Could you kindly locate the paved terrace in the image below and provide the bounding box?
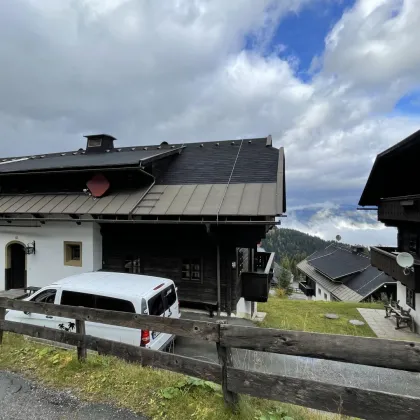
[358,308,420,342]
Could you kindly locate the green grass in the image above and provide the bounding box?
[0,333,351,420]
[258,296,382,336]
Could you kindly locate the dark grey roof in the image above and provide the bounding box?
[0,147,183,173]
[346,268,392,296]
[301,244,396,300]
[0,136,285,218]
[308,246,370,280]
[0,137,278,185]
[156,138,278,185]
[359,129,420,206]
[297,259,363,301]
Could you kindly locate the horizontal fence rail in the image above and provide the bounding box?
[1,297,419,372]
[1,297,420,419]
[227,368,420,420]
[0,297,219,342]
[219,324,420,372]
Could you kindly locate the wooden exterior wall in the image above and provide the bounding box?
[100,224,256,313]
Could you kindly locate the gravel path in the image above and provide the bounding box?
[0,371,147,420]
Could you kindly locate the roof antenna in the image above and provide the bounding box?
[335,235,341,247]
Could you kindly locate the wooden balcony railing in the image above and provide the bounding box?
[299,281,315,297]
[370,246,420,292]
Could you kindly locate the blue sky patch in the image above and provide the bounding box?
[394,90,420,114]
[245,0,356,81]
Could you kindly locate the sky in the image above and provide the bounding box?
[0,0,419,246]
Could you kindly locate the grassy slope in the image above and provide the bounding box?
[0,333,349,420]
[259,297,382,336]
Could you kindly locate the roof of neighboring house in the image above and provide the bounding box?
[0,136,285,219]
[297,244,395,302]
[359,129,420,206]
[307,246,370,280]
[297,259,363,301]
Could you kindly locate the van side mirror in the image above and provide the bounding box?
[24,311,30,315]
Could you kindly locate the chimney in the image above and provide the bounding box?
[84,134,116,153]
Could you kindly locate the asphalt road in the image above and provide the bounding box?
[0,371,146,420]
[176,312,420,398]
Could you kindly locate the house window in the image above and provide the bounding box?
[125,257,142,274]
[182,258,202,281]
[64,241,82,267]
[87,138,102,148]
[324,293,328,300]
[318,288,321,296]
[409,232,418,254]
[406,287,416,310]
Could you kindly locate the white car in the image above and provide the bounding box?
[5,271,180,351]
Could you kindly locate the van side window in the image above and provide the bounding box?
[163,286,176,308]
[148,294,164,316]
[32,289,56,304]
[96,296,135,313]
[61,291,95,308]
[60,291,135,313]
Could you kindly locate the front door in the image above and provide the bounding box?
[6,243,26,290]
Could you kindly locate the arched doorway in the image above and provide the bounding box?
[5,242,26,290]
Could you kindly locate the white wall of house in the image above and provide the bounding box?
[236,298,256,319]
[396,281,419,332]
[314,282,331,301]
[0,222,102,290]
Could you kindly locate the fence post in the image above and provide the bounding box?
[76,319,87,361]
[0,306,5,345]
[216,320,239,411]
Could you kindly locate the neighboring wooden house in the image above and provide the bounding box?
[359,129,420,331]
[0,134,284,318]
[297,244,396,302]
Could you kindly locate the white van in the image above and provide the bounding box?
[5,272,181,351]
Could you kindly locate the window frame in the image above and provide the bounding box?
[30,288,57,304]
[324,293,328,300]
[60,290,135,313]
[87,138,102,148]
[406,287,416,310]
[64,241,83,267]
[408,232,418,254]
[181,258,203,282]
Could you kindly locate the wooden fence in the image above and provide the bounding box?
[0,297,419,419]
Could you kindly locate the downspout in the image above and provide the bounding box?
[217,244,221,317]
[128,168,156,220]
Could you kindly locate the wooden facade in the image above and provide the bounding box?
[359,130,420,321]
[100,224,271,314]
[0,135,284,314]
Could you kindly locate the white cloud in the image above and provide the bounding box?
[0,0,418,245]
[282,206,397,247]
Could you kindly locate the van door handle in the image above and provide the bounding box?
[46,316,53,319]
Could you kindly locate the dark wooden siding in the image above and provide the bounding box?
[100,224,245,312]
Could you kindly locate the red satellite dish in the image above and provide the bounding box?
[86,173,110,198]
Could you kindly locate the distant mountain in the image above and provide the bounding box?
[261,227,338,264]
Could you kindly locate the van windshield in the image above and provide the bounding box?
[60,291,135,313]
